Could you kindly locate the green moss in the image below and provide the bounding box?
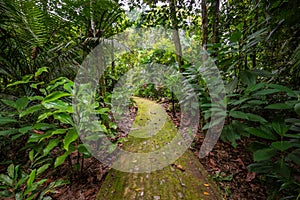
[97,97,222,200]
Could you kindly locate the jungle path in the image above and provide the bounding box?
[97,97,221,200]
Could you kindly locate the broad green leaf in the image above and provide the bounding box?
[7,164,14,179]
[25,179,47,196]
[268,84,296,96]
[78,144,91,157]
[240,70,256,86]
[26,169,36,190]
[229,110,249,120]
[221,124,240,148]
[229,111,267,123]
[63,129,78,151]
[42,100,70,110]
[37,111,54,122]
[295,103,300,116]
[27,131,52,143]
[247,100,267,105]
[51,129,67,135]
[245,113,267,123]
[63,81,74,94]
[245,82,266,93]
[53,113,74,126]
[43,91,71,103]
[248,141,269,152]
[18,126,33,134]
[229,97,251,106]
[0,174,13,186]
[0,129,19,136]
[95,107,110,115]
[229,30,242,42]
[36,164,50,176]
[15,173,29,190]
[287,149,300,166]
[231,120,250,137]
[15,97,29,112]
[35,67,48,77]
[272,121,289,136]
[48,77,72,92]
[20,105,43,118]
[28,96,43,101]
[29,150,34,162]
[254,148,277,161]
[33,123,55,130]
[265,103,292,109]
[246,127,277,140]
[54,152,69,168]
[43,139,60,156]
[48,179,69,189]
[7,75,33,87]
[0,117,17,125]
[250,69,273,77]
[253,89,280,96]
[271,141,292,151]
[1,99,17,109]
[30,82,44,89]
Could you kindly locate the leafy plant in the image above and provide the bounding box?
[0,163,68,200]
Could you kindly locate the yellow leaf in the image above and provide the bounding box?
[203,191,209,195]
[176,164,185,171]
[203,183,209,187]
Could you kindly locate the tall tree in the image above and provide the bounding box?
[212,0,220,45]
[201,0,208,61]
[169,0,183,72]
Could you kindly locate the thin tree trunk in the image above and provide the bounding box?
[169,0,183,72]
[252,0,259,68]
[212,0,220,45]
[201,0,208,60]
[90,0,96,37]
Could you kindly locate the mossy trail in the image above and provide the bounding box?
[97,97,221,200]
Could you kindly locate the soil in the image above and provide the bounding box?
[43,98,266,199]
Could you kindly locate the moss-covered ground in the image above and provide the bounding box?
[97,97,221,200]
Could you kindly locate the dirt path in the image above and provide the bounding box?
[97,97,221,200]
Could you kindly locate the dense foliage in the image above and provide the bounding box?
[0,0,299,199]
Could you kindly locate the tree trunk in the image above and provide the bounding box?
[252,0,259,69]
[201,0,208,51]
[169,0,183,72]
[212,0,220,45]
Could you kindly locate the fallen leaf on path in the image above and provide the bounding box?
[246,171,256,182]
[176,164,185,171]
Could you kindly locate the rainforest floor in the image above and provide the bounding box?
[44,98,267,200]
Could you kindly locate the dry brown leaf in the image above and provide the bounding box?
[245,171,256,182]
[33,130,44,134]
